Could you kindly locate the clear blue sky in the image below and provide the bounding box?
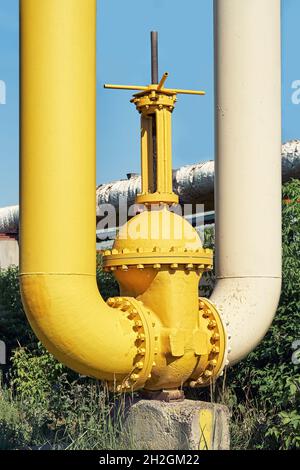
[0,0,299,207]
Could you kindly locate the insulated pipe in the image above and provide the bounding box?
[19,0,151,382]
[1,140,299,234]
[95,142,299,213]
[211,0,282,364]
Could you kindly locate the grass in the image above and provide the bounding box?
[0,373,136,450]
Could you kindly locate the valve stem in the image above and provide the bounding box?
[151,31,158,84]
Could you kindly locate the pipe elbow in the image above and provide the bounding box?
[210,277,282,365]
[20,273,156,389]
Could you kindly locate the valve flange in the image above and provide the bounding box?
[105,296,158,392]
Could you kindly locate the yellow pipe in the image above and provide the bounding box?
[19,0,155,385]
[157,72,169,90]
[104,84,149,92]
[166,89,205,96]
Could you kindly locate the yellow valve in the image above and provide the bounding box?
[102,33,227,393]
[104,69,205,206]
[102,208,228,391]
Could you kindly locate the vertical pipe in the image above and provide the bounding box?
[155,109,164,193]
[20,0,96,275]
[151,31,159,84]
[163,108,173,194]
[211,0,282,363]
[141,117,150,193]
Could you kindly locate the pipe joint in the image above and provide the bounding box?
[105,296,158,392]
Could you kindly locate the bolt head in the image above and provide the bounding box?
[107,298,116,307]
[121,301,131,311]
[186,264,194,270]
[212,333,220,342]
[129,308,138,318]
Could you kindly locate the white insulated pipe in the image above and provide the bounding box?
[211,0,282,364]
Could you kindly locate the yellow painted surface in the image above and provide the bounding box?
[20,0,227,392]
[103,210,227,391]
[199,409,213,450]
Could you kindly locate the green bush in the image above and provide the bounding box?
[96,254,119,300]
[0,345,132,450]
[0,266,36,352]
[11,344,66,408]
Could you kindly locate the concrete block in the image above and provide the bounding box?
[124,399,230,450]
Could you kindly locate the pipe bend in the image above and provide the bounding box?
[210,277,282,365]
[20,273,150,382]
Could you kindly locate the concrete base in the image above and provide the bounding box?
[124,399,230,451]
